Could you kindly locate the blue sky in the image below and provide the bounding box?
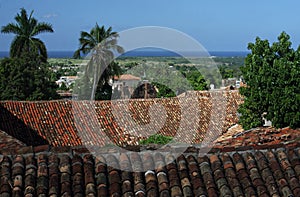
[1,0,300,51]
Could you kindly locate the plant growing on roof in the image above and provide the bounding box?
[1,8,54,62]
[238,32,300,129]
[73,23,124,100]
[139,134,173,145]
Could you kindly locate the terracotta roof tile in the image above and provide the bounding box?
[215,126,300,151]
[114,74,141,81]
[0,130,26,154]
[0,145,300,196]
[0,90,242,148]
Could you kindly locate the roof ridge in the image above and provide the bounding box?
[1,142,300,156]
[0,89,241,103]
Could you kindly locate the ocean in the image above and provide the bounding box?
[0,50,249,58]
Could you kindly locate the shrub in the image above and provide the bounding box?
[139,134,173,145]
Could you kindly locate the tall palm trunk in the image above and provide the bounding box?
[74,23,124,100]
[91,60,99,100]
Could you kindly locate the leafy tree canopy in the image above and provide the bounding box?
[238,32,300,129]
[0,53,59,100]
[0,8,58,101]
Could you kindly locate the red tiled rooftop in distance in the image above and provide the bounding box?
[114,74,141,81]
[0,90,242,147]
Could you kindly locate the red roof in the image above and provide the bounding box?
[114,74,141,81]
[214,126,300,151]
[0,90,242,147]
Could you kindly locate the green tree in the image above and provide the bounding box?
[152,82,176,98]
[0,53,59,100]
[95,81,112,100]
[58,82,69,91]
[1,8,54,62]
[186,70,208,90]
[73,23,124,100]
[238,32,300,129]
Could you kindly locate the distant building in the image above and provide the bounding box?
[221,77,243,89]
[56,90,76,100]
[131,81,157,99]
[112,74,141,99]
[56,76,78,88]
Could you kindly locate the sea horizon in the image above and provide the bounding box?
[0,50,249,58]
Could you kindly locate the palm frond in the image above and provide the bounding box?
[31,22,54,36]
[15,8,27,23]
[1,23,21,34]
[28,17,38,34]
[80,31,96,45]
[15,8,29,30]
[79,37,95,47]
[3,8,53,60]
[74,22,125,100]
[31,37,48,62]
[73,50,81,59]
[115,45,125,54]
[10,36,24,58]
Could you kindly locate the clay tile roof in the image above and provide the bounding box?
[1,145,299,196]
[0,90,243,148]
[114,74,141,81]
[214,127,300,151]
[0,130,26,153]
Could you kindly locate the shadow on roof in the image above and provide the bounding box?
[0,104,49,146]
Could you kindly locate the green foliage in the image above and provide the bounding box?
[118,57,235,97]
[124,61,206,97]
[215,57,244,79]
[49,62,79,79]
[175,64,221,89]
[1,8,54,62]
[122,61,139,72]
[139,134,173,145]
[95,82,112,100]
[74,23,124,100]
[238,32,300,129]
[74,61,122,100]
[185,70,208,90]
[0,8,58,101]
[0,53,60,100]
[152,82,176,98]
[58,82,69,91]
[73,23,123,58]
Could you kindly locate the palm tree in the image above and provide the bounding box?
[1,8,54,62]
[74,23,124,100]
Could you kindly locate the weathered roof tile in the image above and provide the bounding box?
[1,142,300,196]
[0,91,242,148]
